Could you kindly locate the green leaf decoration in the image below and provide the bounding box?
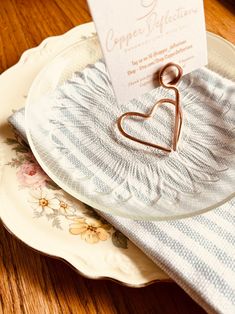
[33,211,43,218]
[24,155,34,162]
[6,158,21,168]
[4,138,19,145]
[112,231,128,249]
[18,138,30,149]
[46,213,58,220]
[45,180,61,190]
[52,217,62,229]
[12,146,29,153]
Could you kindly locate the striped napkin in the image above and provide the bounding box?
[9,65,235,314]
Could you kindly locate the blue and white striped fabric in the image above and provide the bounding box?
[105,201,235,313]
[9,66,235,313]
[25,61,235,220]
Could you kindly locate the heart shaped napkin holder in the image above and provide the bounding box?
[117,62,183,153]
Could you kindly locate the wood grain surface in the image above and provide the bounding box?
[0,1,234,313]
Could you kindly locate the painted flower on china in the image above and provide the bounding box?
[58,197,76,216]
[28,189,60,215]
[69,217,110,243]
[17,161,47,188]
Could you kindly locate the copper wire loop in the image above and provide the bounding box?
[117,62,183,153]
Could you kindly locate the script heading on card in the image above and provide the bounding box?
[88,0,207,103]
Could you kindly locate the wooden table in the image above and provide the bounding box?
[0,1,234,313]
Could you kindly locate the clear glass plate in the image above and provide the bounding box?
[25,34,235,220]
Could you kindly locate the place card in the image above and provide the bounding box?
[87,0,207,103]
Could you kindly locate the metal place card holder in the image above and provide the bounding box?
[117,62,183,153]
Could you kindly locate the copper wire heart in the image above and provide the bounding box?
[117,62,183,153]
[117,98,182,153]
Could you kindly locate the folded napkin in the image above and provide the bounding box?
[9,64,235,314]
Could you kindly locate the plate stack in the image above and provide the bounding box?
[1,23,235,314]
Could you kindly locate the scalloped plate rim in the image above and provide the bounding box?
[0,22,170,287]
[0,22,234,287]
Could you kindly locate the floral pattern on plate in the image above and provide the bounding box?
[5,134,128,247]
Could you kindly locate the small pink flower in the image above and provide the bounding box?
[17,161,48,188]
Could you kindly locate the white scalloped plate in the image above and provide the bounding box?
[0,22,234,285]
[0,22,169,286]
